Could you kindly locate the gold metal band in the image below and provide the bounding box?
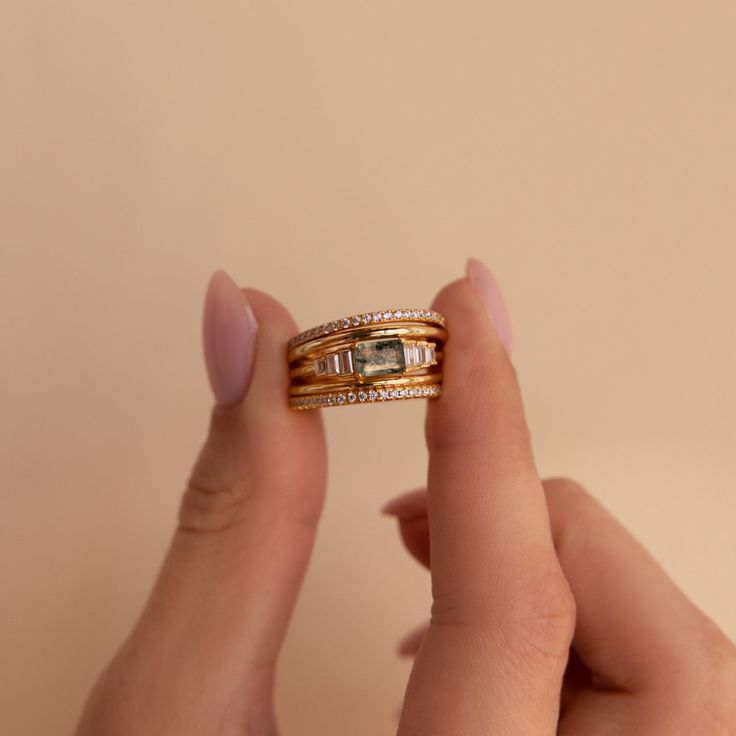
[286,307,446,409]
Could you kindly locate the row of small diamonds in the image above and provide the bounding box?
[290,384,441,409]
[287,308,445,350]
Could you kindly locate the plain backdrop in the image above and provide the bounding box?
[1,2,735,734]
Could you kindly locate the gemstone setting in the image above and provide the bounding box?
[353,338,406,378]
[314,349,354,377]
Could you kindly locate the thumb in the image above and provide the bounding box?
[78,271,327,734]
[398,259,574,736]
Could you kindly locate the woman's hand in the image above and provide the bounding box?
[75,261,736,735]
[383,259,736,734]
[76,271,328,735]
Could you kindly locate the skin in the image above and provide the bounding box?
[75,273,736,735]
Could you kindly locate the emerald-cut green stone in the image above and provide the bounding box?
[353,339,406,377]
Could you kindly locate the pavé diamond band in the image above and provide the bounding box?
[286,308,447,409]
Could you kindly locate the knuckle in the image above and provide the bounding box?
[503,563,577,663]
[177,438,253,534]
[430,562,576,666]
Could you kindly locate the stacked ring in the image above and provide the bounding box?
[286,307,447,409]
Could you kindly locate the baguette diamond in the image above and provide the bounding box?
[314,349,354,377]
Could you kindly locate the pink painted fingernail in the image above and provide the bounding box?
[465,257,513,355]
[202,270,258,407]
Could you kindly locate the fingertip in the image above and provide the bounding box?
[203,269,258,408]
[241,286,300,340]
[235,287,311,415]
[465,257,513,356]
[396,622,429,657]
[380,488,428,518]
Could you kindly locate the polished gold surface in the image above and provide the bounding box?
[287,310,447,408]
[287,307,445,351]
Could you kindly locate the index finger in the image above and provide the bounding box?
[397,260,574,735]
[424,259,564,625]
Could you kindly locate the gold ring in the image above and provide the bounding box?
[286,307,447,409]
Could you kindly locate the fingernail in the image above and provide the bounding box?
[465,257,513,355]
[202,270,258,408]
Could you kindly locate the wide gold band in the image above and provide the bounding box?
[286,307,447,409]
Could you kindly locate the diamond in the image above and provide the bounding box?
[351,315,361,326]
[347,392,357,403]
[399,389,408,397]
[358,391,368,402]
[379,389,388,399]
[361,314,372,324]
[383,310,392,320]
[393,309,403,319]
[342,318,351,328]
[404,343,420,367]
[336,394,346,404]
[368,389,378,401]
[338,350,354,374]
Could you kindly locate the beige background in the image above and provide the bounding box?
[2,2,735,734]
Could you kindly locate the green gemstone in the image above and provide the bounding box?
[353,339,406,377]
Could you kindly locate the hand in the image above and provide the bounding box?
[75,262,736,735]
[382,259,736,734]
[76,271,328,735]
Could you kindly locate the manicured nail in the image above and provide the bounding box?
[202,270,258,408]
[465,257,513,355]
